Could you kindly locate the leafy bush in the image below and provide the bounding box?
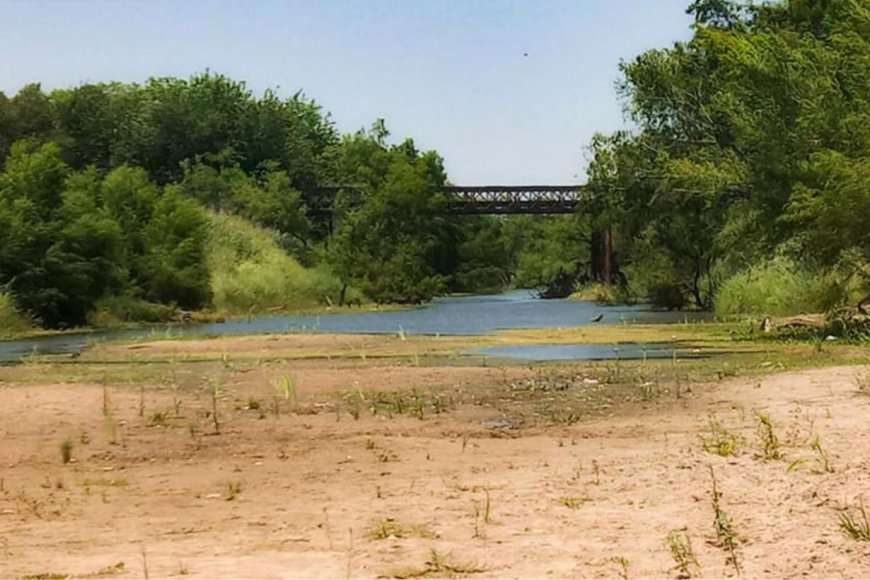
[649,282,688,310]
[714,258,841,317]
[87,294,176,326]
[0,291,33,337]
[207,213,344,312]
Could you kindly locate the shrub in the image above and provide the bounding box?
[0,292,33,337]
[715,257,838,317]
[649,282,688,310]
[87,294,176,326]
[207,213,344,313]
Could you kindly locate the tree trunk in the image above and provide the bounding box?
[590,228,614,284]
[338,282,348,307]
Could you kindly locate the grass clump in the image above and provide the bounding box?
[787,433,835,474]
[839,497,870,541]
[224,480,243,501]
[368,518,435,540]
[148,410,169,427]
[665,530,699,579]
[754,411,783,460]
[273,375,297,406]
[341,387,452,421]
[700,417,742,457]
[558,496,589,510]
[82,561,126,577]
[611,556,630,580]
[809,434,835,473]
[390,549,486,578]
[0,291,33,338]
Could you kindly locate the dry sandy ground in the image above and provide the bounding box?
[1,356,870,579]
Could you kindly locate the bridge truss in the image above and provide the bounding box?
[305,185,592,215]
[443,185,591,215]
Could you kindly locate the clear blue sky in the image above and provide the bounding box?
[1,1,693,184]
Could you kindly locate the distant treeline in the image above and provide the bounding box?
[0,74,550,328]
[2,0,868,331]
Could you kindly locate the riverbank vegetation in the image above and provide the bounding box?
[0,291,32,338]
[1,0,868,334]
[581,0,870,315]
[503,0,870,318]
[0,78,471,330]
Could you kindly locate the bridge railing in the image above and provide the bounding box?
[304,185,592,215]
[442,185,592,215]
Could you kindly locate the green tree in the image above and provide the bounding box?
[0,142,125,326]
[328,130,454,304]
[139,188,211,308]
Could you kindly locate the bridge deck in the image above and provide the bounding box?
[443,185,590,215]
[306,185,591,215]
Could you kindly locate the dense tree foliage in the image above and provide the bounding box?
[0,74,494,326]
[0,142,209,326]
[2,1,868,329]
[574,0,870,310]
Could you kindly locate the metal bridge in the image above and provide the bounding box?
[443,185,590,215]
[305,183,613,284]
[306,185,591,215]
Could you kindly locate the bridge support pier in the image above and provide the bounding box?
[590,228,614,285]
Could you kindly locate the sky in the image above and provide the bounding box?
[0,1,694,184]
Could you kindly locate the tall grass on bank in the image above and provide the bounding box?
[0,292,33,338]
[207,213,345,313]
[571,283,633,305]
[87,294,178,326]
[715,258,853,317]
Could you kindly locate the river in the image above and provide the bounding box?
[0,290,703,363]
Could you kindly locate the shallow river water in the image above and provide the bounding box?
[0,290,704,362]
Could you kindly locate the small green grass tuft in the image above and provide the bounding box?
[665,530,699,579]
[273,375,297,406]
[368,518,435,540]
[839,497,870,541]
[611,556,630,580]
[809,434,835,473]
[558,496,589,510]
[148,410,169,427]
[754,411,782,460]
[700,417,741,457]
[83,561,126,577]
[224,480,243,501]
[389,549,486,578]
